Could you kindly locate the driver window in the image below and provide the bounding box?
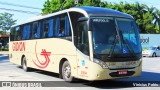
[77,22,89,55]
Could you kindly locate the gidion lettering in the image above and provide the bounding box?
[12,42,26,51]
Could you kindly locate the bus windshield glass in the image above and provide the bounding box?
[90,17,141,56]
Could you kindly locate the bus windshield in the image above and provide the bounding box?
[90,17,141,57]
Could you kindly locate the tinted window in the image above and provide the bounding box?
[48,18,54,37]
[55,13,71,38]
[43,20,49,38]
[11,14,71,41]
[91,17,117,54]
[22,24,31,40]
[10,27,16,41]
[14,26,21,41]
[69,12,85,44]
[77,21,89,55]
[116,18,142,53]
[32,22,38,39]
[55,15,65,37]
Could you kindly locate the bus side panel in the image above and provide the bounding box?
[44,38,77,76]
[9,41,25,66]
[12,39,78,76]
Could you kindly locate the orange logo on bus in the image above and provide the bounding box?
[33,41,51,68]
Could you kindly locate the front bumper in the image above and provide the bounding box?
[142,53,152,57]
[81,60,142,81]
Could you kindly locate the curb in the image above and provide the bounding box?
[0,51,9,56]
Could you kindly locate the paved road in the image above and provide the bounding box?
[0,55,160,90]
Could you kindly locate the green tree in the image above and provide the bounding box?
[153,9,160,33]
[103,2,160,33]
[42,0,101,14]
[42,0,75,14]
[42,0,52,14]
[82,0,100,6]
[0,12,16,34]
[63,0,75,9]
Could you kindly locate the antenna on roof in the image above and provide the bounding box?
[59,0,67,11]
[74,0,79,4]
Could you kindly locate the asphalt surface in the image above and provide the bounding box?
[0,54,160,90]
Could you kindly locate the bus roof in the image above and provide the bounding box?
[73,6,133,18]
[12,6,133,27]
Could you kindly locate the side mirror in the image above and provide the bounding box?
[78,17,88,22]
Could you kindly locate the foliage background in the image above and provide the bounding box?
[42,0,160,34]
[0,12,16,34]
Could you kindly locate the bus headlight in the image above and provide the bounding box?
[93,59,108,68]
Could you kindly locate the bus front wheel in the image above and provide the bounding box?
[62,61,74,82]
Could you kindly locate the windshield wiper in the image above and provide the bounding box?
[108,31,136,59]
[119,31,136,59]
[122,38,136,60]
[108,35,118,57]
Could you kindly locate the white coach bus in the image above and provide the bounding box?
[10,6,142,82]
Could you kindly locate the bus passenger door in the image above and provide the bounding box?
[76,20,90,78]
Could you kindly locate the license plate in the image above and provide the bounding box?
[118,70,127,75]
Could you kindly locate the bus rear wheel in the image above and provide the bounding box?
[22,57,29,72]
[62,61,74,82]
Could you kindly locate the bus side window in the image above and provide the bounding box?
[59,15,65,37]
[77,22,89,55]
[15,26,21,41]
[54,14,71,39]
[23,24,31,40]
[27,24,31,39]
[10,27,16,41]
[64,16,71,36]
[55,17,60,37]
[32,22,38,39]
[55,14,71,37]
[37,22,41,39]
[48,18,54,38]
[22,25,26,40]
[69,12,85,44]
[43,20,49,38]
[29,24,33,39]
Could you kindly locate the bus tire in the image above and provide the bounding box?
[22,57,29,72]
[62,61,74,82]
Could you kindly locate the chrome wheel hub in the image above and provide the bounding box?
[63,65,71,79]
